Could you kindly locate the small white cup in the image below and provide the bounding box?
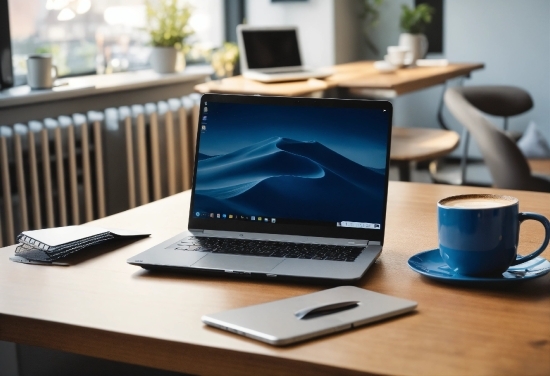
[385,46,410,67]
[27,54,58,90]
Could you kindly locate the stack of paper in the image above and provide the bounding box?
[11,226,149,265]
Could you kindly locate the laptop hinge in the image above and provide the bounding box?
[367,241,381,246]
[189,229,205,233]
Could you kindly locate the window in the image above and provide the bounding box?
[7,0,224,81]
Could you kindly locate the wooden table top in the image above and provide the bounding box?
[195,61,484,98]
[1,182,549,376]
[333,61,484,97]
[391,127,460,162]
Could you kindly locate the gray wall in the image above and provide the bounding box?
[246,0,363,66]
[368,0,550,157]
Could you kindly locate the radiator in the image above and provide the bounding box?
[0,94,201,246]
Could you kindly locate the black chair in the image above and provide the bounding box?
[442,87,549,192]
[432,85,534,185]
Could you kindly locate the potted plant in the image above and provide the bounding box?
[146,0,194,74]
[398,3,434,64]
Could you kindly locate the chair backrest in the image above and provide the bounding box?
[459,86,533,117]
[444,87,550,192]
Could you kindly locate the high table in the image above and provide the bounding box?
[1,182,549,375]
[195,61,484,99]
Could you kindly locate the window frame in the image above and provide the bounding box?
[0,0,245,89]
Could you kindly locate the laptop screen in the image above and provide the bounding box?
[189,95,392,242]
[241,29,302,69]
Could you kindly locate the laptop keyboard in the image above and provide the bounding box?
[171,237,364,262]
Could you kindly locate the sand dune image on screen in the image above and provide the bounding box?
[195,137,385,223]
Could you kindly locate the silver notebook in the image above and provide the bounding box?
[202,286,417,345]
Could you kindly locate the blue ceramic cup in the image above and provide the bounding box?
[438,194,550,277]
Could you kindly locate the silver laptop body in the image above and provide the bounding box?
[128,94,393,283]
[236,25,332,83]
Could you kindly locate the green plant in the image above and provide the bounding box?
[400,3,434,34]
[146,0,194,50]
[211,42,239,78]
[358,0,385,54]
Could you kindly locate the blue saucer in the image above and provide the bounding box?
[408,249,550,285]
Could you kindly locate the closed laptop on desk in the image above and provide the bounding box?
[128,94,393,282]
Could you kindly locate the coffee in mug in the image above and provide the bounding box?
[438,194,549,276]
[27,54,58,90]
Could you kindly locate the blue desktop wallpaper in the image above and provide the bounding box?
[192,101,390,226]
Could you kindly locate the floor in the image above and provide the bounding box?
[0,342,188,376]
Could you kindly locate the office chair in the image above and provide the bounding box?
[442,87,550,192]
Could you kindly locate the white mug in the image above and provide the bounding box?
[385,46,409,67]
[27,54,58,89]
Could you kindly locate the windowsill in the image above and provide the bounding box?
[0,65,213,109]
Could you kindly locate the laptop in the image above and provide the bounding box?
[128,94,393,283]
[236,25,333,83]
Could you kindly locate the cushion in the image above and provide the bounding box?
[517,121,550,158]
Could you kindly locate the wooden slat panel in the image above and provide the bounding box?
[80,122,94,222]
[124,117,136,209]
[67,124,79,225]
[93,121,106,218]
[27,130,42,229]
[191,104,199,162]
[54,127,67,226]
[136,113,149,205]
[149,111,162,200]
[165,111,177,196]
[13,132,29,231]
[178,108,191,190]
[0,136,14,245]
[41,129,55,228]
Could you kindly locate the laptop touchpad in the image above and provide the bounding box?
[192,254,283,272]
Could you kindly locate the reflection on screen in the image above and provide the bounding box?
[242,30,302,69]
[192,101,390,230]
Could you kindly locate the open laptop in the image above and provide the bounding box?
[128,94,393,283]
[237,25,333,83]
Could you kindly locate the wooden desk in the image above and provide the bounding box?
[1,182,549,375]
[391,127,460,181]
[195,61,484,99]
[528,158,550,177]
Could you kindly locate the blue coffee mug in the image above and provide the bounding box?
[438,194,550,277]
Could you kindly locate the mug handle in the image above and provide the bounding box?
[51,65,58,80]
[511,212,550,265]
[420,34,429,58]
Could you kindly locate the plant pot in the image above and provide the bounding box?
[398,33,428,64]
[150,47,178,74]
